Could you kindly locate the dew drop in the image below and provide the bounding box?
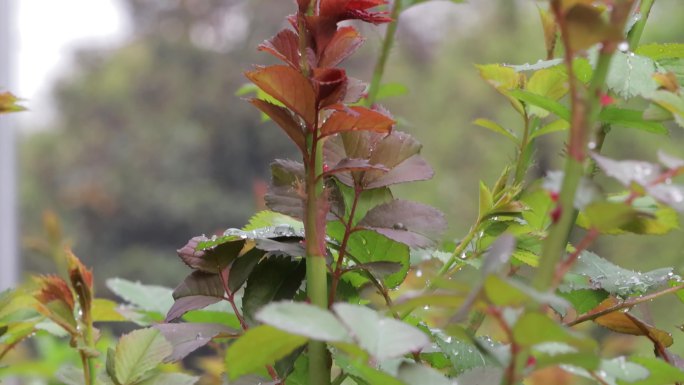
[617,41,630,52]
[416,270,423,278]
[423,305,430,310]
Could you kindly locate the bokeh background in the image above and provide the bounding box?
[4,0,684,379]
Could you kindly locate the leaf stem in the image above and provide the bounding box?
[438,219,481,276]
[329,187,361,304]
[565,283,684,326]
[364,0,402,106]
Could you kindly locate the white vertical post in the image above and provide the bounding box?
[0,0,19,292]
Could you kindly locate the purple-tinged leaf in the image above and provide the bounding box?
[166,296,221,322]
[254,239,305,257]
[365,155,433,189]
[343,77,367,104]
[250,99,305,154]
[258,29,300,69]
[348,261,402,278]
[324,158,389,176]
[166,271,226,321]
[647,184,684,212]
[358,200,446,247]
[324,131,433,188]
[658,150,684,170]
[481,234,516,276]
[242,257,306,326]
[177,236,245,273]
[592,154,661,186]
[265,159,305,219]
[155,322,239,362]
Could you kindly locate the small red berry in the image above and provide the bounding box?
[549,191,559,202]
[526,356,537,368]
[323,163,330,172]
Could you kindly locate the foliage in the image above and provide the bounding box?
[4,0,684,385]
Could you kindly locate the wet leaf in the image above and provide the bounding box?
[358,200,446,248]
[242,257,305,326]
[343,230,409,288]
[333,303,430,361]
[154,322,239,362]
[592,154,661,187]
[245,65,316,124]
[325,158,389,176]
[565,250,674,297]
[319,106,394,137]
[225,325,307,381]
[256,302,350,342]
[635,43,684,60]
[176,235,246,274]
[111,328,173,385]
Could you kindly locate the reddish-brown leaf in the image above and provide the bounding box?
[258,29,300,69]
[65,249,94,311]
[250,99,306,154]
[324,158,389,176]
[319,26,365,68]
[312,68,348,108]
[319,106,394,137]
[319,0,391,24]
[358,200,447,247]
[245,65,316,125]
[593,298,673,347]
[34,275,75,311]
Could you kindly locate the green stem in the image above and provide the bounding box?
[627,0,656,49]
[364,0,402,106]
[81,309,96,385]
[514,114,534,185]
[437,220,481,276]
[533,11,617,291]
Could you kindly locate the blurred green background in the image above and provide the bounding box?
[15,0,684,369]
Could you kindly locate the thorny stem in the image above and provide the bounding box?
[565,283,684,327]
[514,113,533,185]
[438,220,482,276]
[534,0,619,292]
[364,0,402,106]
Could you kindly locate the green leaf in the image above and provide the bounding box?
[225,325,307,381]
[242,257,306,326]
[92,298,127,322]
[605,51,659,99]
[579,201,640,232]
[628,356,684,385]
[472,118,517,142]
[507,89,570,121]
[513,312,597,353]
[526,67,569,117]
[477,64,525,115]
[565,250,675,297]
[396,362,452,385]
[106,278,174,316]
[113,328,173,385]
[648,90,684,128]
[137,373,198,385]
[483,275,569,311]
[343,230,410,288]
[243,211,303,232]
[256,302,350,342]
[635,43,684,60]
[599,108,668,135]
[334,354,405,385]
[55,365,86,385]
[478,181,494,219]
[333,303,430,361]
[558,289,609,314]
[433,331,499,376]
[453,368,504,385]
[530,119,569,140]
[334,181,393,227]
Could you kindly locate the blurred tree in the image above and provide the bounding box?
[20,0,298,285]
